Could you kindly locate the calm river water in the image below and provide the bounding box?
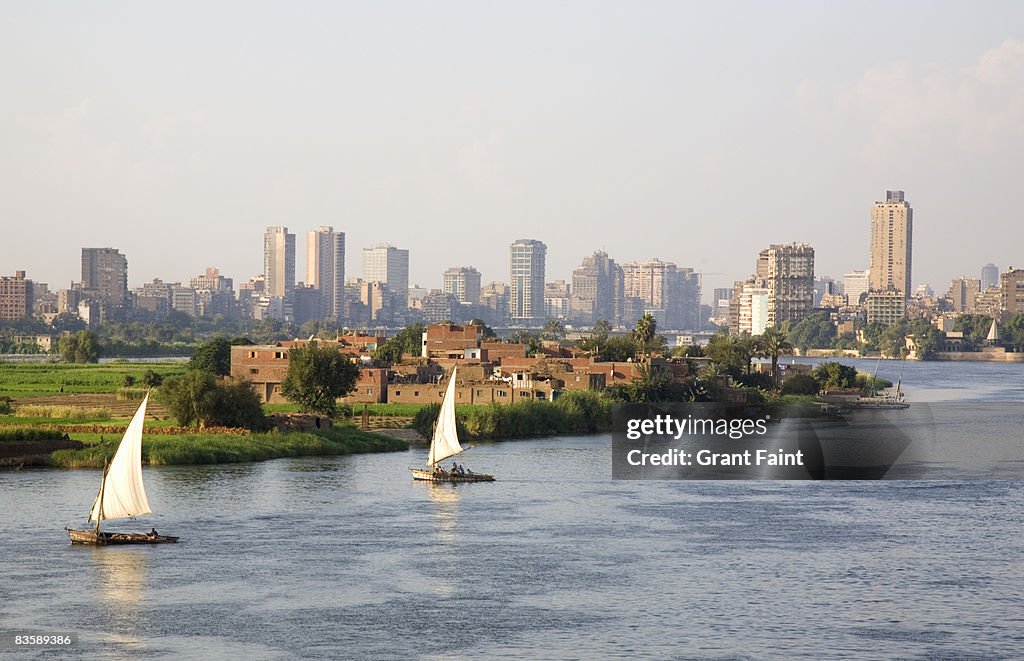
[2,359,1024,659]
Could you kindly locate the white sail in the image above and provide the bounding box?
[89,394,152,522]
[426,366,465,467]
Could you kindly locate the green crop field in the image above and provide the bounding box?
[0,362,188,398]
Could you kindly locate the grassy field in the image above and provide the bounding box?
[0,362,188,398]
[49,426,407,468]
[0,362,413,468]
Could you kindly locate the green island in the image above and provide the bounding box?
[0,362,407,468]
[0,325,895,469]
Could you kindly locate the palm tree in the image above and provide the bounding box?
[633,313,657,361]
[758,326,794,389]
[542,319,566,341]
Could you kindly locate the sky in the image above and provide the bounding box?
[3,2,1023,300]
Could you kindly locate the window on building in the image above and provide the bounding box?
[367,388,373,395]
[394,391,401,396]
[250,368,258,375]
[248,351,257,358]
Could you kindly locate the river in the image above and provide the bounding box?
[2,360,1023,659]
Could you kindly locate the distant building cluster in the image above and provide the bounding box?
[5,188,1024,352]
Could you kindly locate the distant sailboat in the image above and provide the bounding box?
[67,394,178,545]
[410,366,494,483]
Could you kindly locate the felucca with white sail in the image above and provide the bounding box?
[68,393,178,545]
[410,366,494,483]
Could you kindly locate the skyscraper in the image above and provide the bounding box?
[756,243,815,326]
[843,269,870,307]
[263,227,295,299]
[81,247,128,307]
[509,239,546,325]
[947,277,981,313]
[307,226,346,319]
[622,259,701,330]
[363,245,410,309]
[869,190,913,298]
[443,267,482,305]
[982,263,999,291]
[570,251,623,326]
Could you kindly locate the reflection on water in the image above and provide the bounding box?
[424,481,461,541]
[91,547,148,643]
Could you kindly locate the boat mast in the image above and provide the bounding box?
[94,458,108,537]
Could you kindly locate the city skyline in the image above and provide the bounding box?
[3,5,1024,295]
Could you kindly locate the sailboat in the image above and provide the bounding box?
[852,357,909,410]
[410,366,494,483]
[67,393,179,545]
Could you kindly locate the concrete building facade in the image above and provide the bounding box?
[757,243,815,326]
[443,266,482,305]
[0,271,33,321]
[509,239,547,326]
[307,226,346,319]
[363,245,409,309]
[869,190,913,298]
[263,227,295,299]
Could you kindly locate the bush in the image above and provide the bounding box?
[780,374,820,396]
[412,391,614,441]
[159,372,269,431]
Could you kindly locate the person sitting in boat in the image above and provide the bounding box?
[147,528,158,540]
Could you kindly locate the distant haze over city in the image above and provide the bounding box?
[3,3,1024,296]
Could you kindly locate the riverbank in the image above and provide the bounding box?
[43,426,407,469]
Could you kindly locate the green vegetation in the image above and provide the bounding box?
[189,337,234,376]
[0,428,70,442]
[58,331,102,363]
[48,427,407,468]
[14,405,112,421]
[280,343,361,417]
[779,373,820,396]
[413,390,613,440]
[374,324,424,364]
[0,362,188,397]
[159,371,269,430]
[784,311,836,352]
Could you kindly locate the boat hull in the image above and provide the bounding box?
[68,529,179,545]
[410,468,495,483]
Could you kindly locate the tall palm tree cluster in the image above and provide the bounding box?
[704,326,794,390]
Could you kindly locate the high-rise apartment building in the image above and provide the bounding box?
[947,277,981,313]
[843,270,870,307]
[81,248,128,307]
[509,239,547,325]
[621,259,700,330]
[544,280,571,320]
[307,227,346,319]
[0,271,33,321]
[363,245,409,309]
[869,190,913,297]
[982,263,1000,291]
[570,251,623,326]
[756,243,815,326]
[264,227,295,299]
[1000,268,1024,317]
[443,267,482,305]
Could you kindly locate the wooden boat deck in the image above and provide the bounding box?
[68,529,179,545]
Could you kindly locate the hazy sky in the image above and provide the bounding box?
[3,2,1023,299]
